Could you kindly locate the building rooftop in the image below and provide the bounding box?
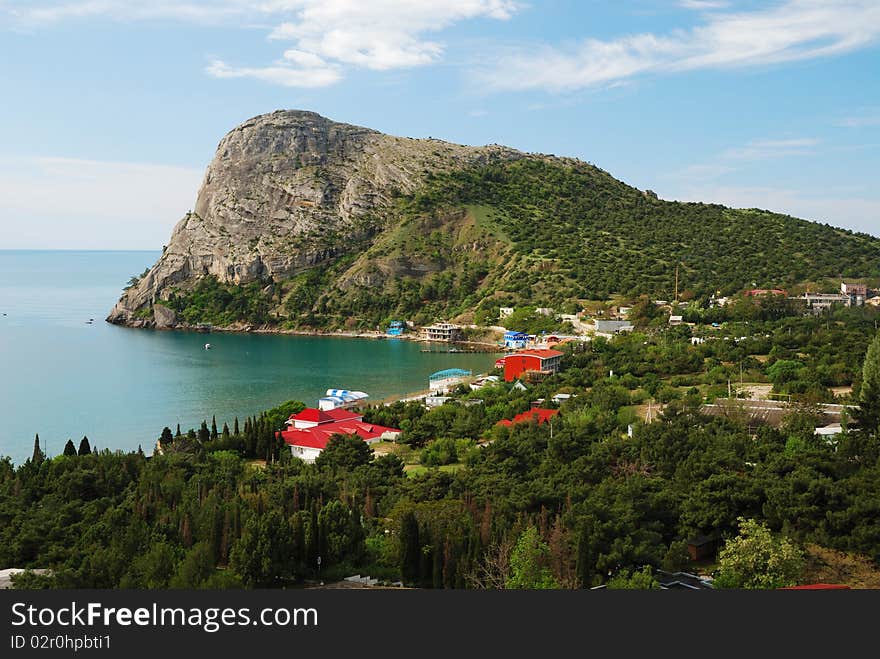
[281,419,400,450]
[508,348,564,359]
[429,368,472,381]
[497,408,559,427]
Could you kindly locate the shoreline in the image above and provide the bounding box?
[108,318,506,352]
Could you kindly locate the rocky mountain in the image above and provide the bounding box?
[108,110,880,331]
[108,110,523,327]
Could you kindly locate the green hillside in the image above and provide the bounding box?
[166,157,880,330]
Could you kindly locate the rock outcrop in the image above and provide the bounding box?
[107,110,523,327]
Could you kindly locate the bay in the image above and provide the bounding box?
[0,250,495,466]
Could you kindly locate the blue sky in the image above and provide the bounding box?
[1,0,878,248]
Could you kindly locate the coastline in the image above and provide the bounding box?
[108,318,505,352]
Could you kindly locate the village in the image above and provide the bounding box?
[265,279,877,469]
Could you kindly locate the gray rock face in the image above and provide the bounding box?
[107,109,524,326]
[152,304,179,329]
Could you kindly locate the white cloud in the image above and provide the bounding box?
[4,1,251,25]
[206,58,341,88]
[663,183,880,237]
[480,0,880,92]
[722,137,820,160]
[0,156,204,249]
[5,1,522,86]
[662,136,819,186]
[265,1,520,71]
[678,1,729,10]
[835,111,880,127]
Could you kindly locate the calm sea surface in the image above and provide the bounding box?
[0,250,495,466]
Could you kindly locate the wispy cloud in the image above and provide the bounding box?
[678,1,730,10]
[478,0,880,92]
[0,156,203,249]
[661,135,820,185]
[722,137,820,160]
[4,1,522,87]
[4,1,251,25]
[206,57,341,88]
[835,110,880,127]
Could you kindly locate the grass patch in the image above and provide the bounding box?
[404,463,465,478]
[466,204,512,243]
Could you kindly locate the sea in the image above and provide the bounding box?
[0,250,495,466]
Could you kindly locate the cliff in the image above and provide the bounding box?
[107,110,523,327]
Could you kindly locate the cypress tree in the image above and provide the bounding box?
[32,434,44,465]
[291,513,305,577]
[63,439,77,456]
[222,423,230,440]
[77,436,91,456]
[419,540,433,588]
[233,417,240,435]
[211,415,218,440]
[400,511,420,585]
[576,525,594,589]
[432,540,443,589]
[198,420,210,443]
[175,424,182,438]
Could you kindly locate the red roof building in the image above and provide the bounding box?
[497,408,559,427]
[279,408,401,463]
[503,348,564,382]
[288,407,362,429]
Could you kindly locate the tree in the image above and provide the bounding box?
[31,434,45,465]
[607,565,659,589]
[211,416,218,440]
[854,331,880,437]
[170,541,215,589]
[400,511,421,585]
[63,439,77,456]
[127,540,178,588]
[233,417,240,435]
[318,500,355,563]
[198,420,210,443]
[160,427,173,444]
[78,436,91,455]
[314,434,373,471]
[766,359,804,390]
[230,511,293,587]
[714,518,804,589]
[506,526,558,589]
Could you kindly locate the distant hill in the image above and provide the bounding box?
[107,110,880,330]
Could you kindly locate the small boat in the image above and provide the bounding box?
[204,343,212,350]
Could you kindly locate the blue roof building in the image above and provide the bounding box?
[503,331,530,349]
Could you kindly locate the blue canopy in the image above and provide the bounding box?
[429,368,472,381]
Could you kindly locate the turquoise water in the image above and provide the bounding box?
[0,251,495,466]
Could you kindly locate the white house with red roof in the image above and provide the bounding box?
[278,408,402,463]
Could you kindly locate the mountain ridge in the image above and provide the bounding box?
[107,110,880,331]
